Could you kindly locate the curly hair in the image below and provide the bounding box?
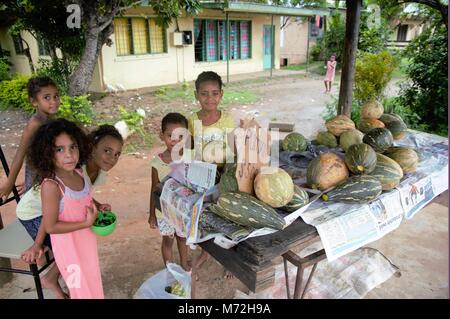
[27,76,58,99]
[27,118,90,186]
[88,124,124,147]
[195,71,223,91]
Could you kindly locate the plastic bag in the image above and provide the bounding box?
[133,263,191,299]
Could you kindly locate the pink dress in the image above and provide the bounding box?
[46,170,104,299]
[324,60,337,82]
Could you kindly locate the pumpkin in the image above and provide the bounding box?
[339,129,364,152]
[213,192,286,230]
[325,115,356,137]
[282,132,308,152]
[322,175,382,203]
[363,128,393,153]
[316,131,338,148]
[361,100,384,119]
[384,147,419,174]
[369,153,404,190]
[306,153,349,190]
[283,185,310,212]
[344,143,377,174]
[254,167,294,208]
[357,118,385,134]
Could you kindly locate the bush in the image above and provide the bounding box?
[36,58,74,95]
[397,26,447,136]
[0,75,33,112]
[0,58,11,82]
[354,50,397,104]
[58,95,95,125]
[321,95,362,124]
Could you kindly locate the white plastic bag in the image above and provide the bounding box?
[133,263,191,299]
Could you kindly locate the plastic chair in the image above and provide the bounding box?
[0,145,54,299]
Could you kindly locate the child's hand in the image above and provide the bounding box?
[0,181,13,201]
[85,203,98,227]
[98,203,112,212]
[21,243,44,264]
[148,215,158,229]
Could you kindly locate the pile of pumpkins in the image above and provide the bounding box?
[310,100,419,204]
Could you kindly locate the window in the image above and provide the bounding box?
[37,36,50,56]
[194,19,251,62]
[397,24,408,42]
[309,16,324,38]
[114,17,166,56]
[13,35,25,55]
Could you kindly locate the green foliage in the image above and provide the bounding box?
[321,11,346,63]
[36,58,77,95]
[0,75,33,112]
[0,58,11,82]
[321,95,362,124]
[149,0,202,29]
[354,50,397,104]
[118,105,145,134]
[396,26,448,136]
[58,95,95,125]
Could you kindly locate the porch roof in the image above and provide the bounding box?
[201,1,331,17]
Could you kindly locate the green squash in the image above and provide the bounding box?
[344,143,377,174]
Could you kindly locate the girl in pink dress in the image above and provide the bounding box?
[27,119,103,299]
[324,54,337,93]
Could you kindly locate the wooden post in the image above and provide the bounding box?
[337,0,362,116]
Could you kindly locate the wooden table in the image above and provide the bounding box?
[155,191,325,297]
[196,217,323,294]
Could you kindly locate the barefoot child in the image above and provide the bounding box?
[324,54,337,94]
[188,71,237,278]
[28,119,103,298]
[17,124,123,298]
[149,113,193,272]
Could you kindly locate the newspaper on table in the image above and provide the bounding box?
[300,130,448,261]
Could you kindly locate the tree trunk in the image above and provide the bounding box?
[337,0,362,117]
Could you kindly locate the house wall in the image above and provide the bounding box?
[97,8,281,92]
[280,17,309,65]
[389,18,425,47]
[0,28,47,75]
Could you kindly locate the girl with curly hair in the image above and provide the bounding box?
[27,118,103,299]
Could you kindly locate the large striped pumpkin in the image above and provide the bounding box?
[325,115,356,137]
[344,143,377,174]
[283,185,309,212]
[369,153,404,190]
[357,118,385,134]
[322,175,382,203]
[339,129,364,152]
[363,128,393,153]
[306,153,349,190]
[316,131,338,148]
[384,147,419,174]
[361,100,384,119]
[282,132,308,152]
[254,168,294,208]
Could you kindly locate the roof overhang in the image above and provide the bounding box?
[202,1,331,17]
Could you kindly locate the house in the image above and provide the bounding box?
[0,2,329,92]
[387,15,426,49]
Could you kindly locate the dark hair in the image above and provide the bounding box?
[161,113,188,132]
[195,71,223,91]
[27,76,58,99]
[27,118,90,186]
[88,124,124,146]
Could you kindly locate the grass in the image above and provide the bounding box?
[154,82,260,106]
[392,57,410,79]
[283,61,327,76]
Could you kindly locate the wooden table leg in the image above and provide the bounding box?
[283,258,291,299]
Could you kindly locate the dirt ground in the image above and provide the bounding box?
[0,71,446,299]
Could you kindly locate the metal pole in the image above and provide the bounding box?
[306,17,310,74]
[226,12,230,84]
[270,14,274,77]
